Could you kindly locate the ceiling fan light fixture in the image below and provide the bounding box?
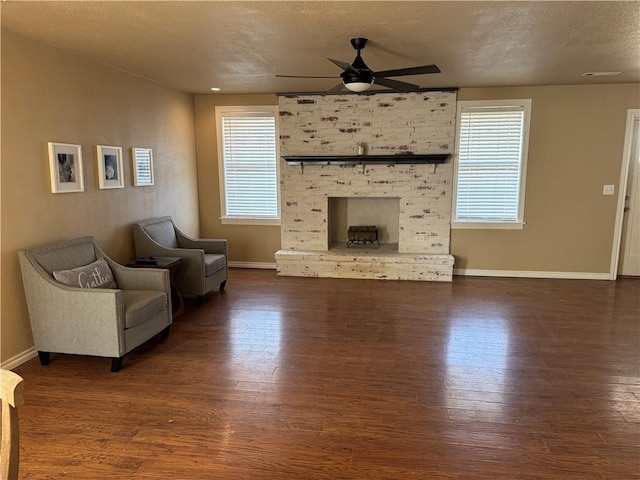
[344,81,373,92]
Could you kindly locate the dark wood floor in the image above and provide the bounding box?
[13,269,640,479]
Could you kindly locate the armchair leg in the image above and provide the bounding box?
[160,325,171,341]
[196,295,204,306]
[38,351,51,366]
[110,357,123,372]
[219,280,227,292]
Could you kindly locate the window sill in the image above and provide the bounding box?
[220,217,281,226]
[451,221,525,230]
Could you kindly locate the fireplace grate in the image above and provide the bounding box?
[346,226,380,248]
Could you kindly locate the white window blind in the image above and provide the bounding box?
[218,109,279,222]
[454,101,531,227]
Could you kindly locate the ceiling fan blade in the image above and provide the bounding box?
[328,58,359,75]
[327,83,345,93]
[373,77,420,92]
[276,74,337,79]
[374,64,441,78]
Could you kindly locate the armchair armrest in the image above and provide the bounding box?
[176,230,227,256]
[107,260,170,293]
[160,248,208,292]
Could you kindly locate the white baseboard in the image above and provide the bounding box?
[1,346,37,370]
[453,268,611,280]
[228,261,277,270]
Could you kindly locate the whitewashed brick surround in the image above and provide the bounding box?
[276,90,457,281]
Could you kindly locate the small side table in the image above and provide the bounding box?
[126,256,184,319]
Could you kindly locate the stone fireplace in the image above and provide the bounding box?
[275,90,457,281]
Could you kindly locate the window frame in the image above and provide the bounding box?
[452,99,532,230]
[215,105,281,226]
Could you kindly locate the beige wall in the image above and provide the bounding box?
[1,30,199,364]
[194,94,281,264]
[453,84,640,273]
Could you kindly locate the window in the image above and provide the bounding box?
[215,106,280,225]
[452,99,531,229]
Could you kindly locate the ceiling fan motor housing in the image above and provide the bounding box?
[341,71,374,86]
[350,37,368,50]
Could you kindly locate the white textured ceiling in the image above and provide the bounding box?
[1,1,639,95]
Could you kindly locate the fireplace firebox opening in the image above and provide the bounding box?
[328,197,400,251]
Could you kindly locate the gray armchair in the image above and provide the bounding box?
[132,216,227,301]
[18,236,172,372]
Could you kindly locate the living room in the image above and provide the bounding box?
[1,2,639,478]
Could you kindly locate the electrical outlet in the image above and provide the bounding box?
[416,235,426,242]
[603,185,615,196]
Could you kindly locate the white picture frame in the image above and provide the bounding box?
[132,147,154,186]
[48,142,84,194]
[96,145,124,189]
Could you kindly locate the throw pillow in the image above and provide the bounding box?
[53,258,118,289]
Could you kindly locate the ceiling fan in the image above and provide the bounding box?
[276,37,441,93]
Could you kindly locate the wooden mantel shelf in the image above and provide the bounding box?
[282,154,450,166]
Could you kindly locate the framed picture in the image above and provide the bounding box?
[132,147,154,186]
[48,142,84,193]
[96,145,124,189]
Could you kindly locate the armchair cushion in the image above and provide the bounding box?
[143,220,178,248]
[204,254,226,276]
[123,290,167,328]
[34,241,97,274]
[53,258,117,289]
